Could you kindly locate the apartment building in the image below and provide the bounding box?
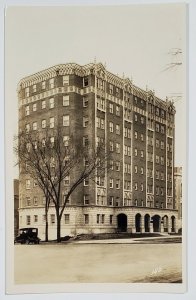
[17,62,178,239]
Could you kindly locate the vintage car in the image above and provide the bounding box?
[14,228,41,244]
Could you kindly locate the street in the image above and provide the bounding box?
[14,241,182,284]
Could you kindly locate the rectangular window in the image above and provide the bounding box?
[33,85,36,93]
[33,122,37,131]
[161,125,165,134]
[84,178,89,186]
[124,145,128,156]
[161,157,164,165]
[116,161,120,171]
[109,215,113,224]
[26,216,31,225]
[42,100,46,109]
[116,105,120,116]
[26,179,30,189]
[109,196,114,206]
[64,175,70,185]
[156,155,160,164]
[161,141,164,149]
[63,115,69,126]
[128,129,131,139]
[51,214,55,224]
[141,116,144,124]
[134,183,138,190]
[141,167,144,175]
[49,78,54,89]
[63,95,69,106]
[116,143,120,153]
[124,127,127,137]
[141,150,144,158]
[116,124,120,135]
[33,197,38,206]
[109,84,113,94]
[84,195,89,205]
[156,123,160,132]
[156,139,159,148]
[109,122,113,132]
[84,214,89,224]
[83,77,89,87]
[25,106,30,116]
[25,87,29,97]
[33,103,37,111]
[83,97,88,107]
[83,116,88,127]
[101,118,105,129]
[141,133,144,141]
[26,197,31,206]
[64,214,70,224]
[134,131,138,139]
[134,165,138,173]
[101,214,105,224]
[42,81,46,89]
[135,114,138,122]
[109,103,113,113]
[116,179,120,189]
[50,117,54,128]
[128,146,131,156]
[83,135,88,146]
[134,148,138,156]
[109,141,114,152]
[34,215,38,223]
[49,98,54,108]
[63,75,69,85]
[42,119,46,128]
[141,183,144,191]
[109,178,113,188]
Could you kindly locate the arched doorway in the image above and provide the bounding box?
[152,215,161,232]
[171,216,176,233]
[135,213,141,232]
[163,215,169,232]
[117,214,127,232]
[144,214,150,232]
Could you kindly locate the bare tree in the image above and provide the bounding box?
[15,127,107,242]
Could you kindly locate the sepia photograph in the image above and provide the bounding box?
[4,1,188,295]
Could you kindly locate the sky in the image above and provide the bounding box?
[5,4,186,177]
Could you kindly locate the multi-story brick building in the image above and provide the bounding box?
[174,167,182,232]
[17,62,178,240]
[14,179,19,237]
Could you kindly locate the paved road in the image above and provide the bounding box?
[15,242,182,284]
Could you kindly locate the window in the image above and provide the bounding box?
[116,124,120,135]
[134,183,138,190]
[62,135,69,147]
[109,160,114,170]
[42,81,46,89]
[51,214,55,224]
[26,197,31,206]
[83,135,88,146]
[25,106,29,116]
[42,119,46,128]
[26,123,30,133]
[141,116,144,124]
[134,166,138,173]
[141,150,144,158]
[83,116,88,127]
[42,138,46,147]
[141,167,144,175]
[141,183,144,191]
[101,118,105,129]
[134,148,138,156]
[116,179,120,189]
[161,110,165,118]
[161,141,164,149]
[116,161,120,171]
[141,134,144,141]
[161,157,164,165]
[42,196,46,205]
[109,178,113,188]
[109,84,113,94]
[25,87,29,97]
[33,103,37,111]
[64,175,70,185]
[161,125,165,134]
[109,141,114,152]
[84,195,89,205]
[63,75,69,85]
[26,179,30,189]
[128,129,131,139]
[84,178,89,186]
[156,170,159,179]
[83,77,89,87]
[109,196,114,206]
[110,215,113,224]
[49,117,54,128]
[109,122,113,132]
[63,95,69,106]
[64,214,70,224]
[33,197,38,206]
[128,146,131,156]
[84,214,89,224]
[156,107,159,116]
[135,114,138,121]
[156,139,159,148]
[42,100,46,109]
[124,145,128,156]
[63,115,69,126]
[101,214,105,224]
[160,172,164,180]
[83,97,88,107]
[156,155,160,164]
[34,215,38,223]
[156,123,160,132]
[124,127,127,138]
[33,122,37,131]
[49,98,54,108]
[116,143,120,153]
[134,131,138,139]
[156,187,159,195]
[116,105,120,116]
[97,214,100,224]
[109,103,113,113]
[49,78,54,89]
[33,85,36,93]
[160,188,164,196]
[26,216,31,225]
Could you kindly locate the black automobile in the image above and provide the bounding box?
[14,228,41,244]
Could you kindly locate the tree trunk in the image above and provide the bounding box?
[56,214,61,243]
[45,219,49,242]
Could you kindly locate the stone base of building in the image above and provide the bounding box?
[18,205,179,241]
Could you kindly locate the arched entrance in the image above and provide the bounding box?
[135,213,141,232]
[171,216,176,233]
[144,214,150,232]
[163,215,169,232]
[152,215,161,232]
[117,214,127,232]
